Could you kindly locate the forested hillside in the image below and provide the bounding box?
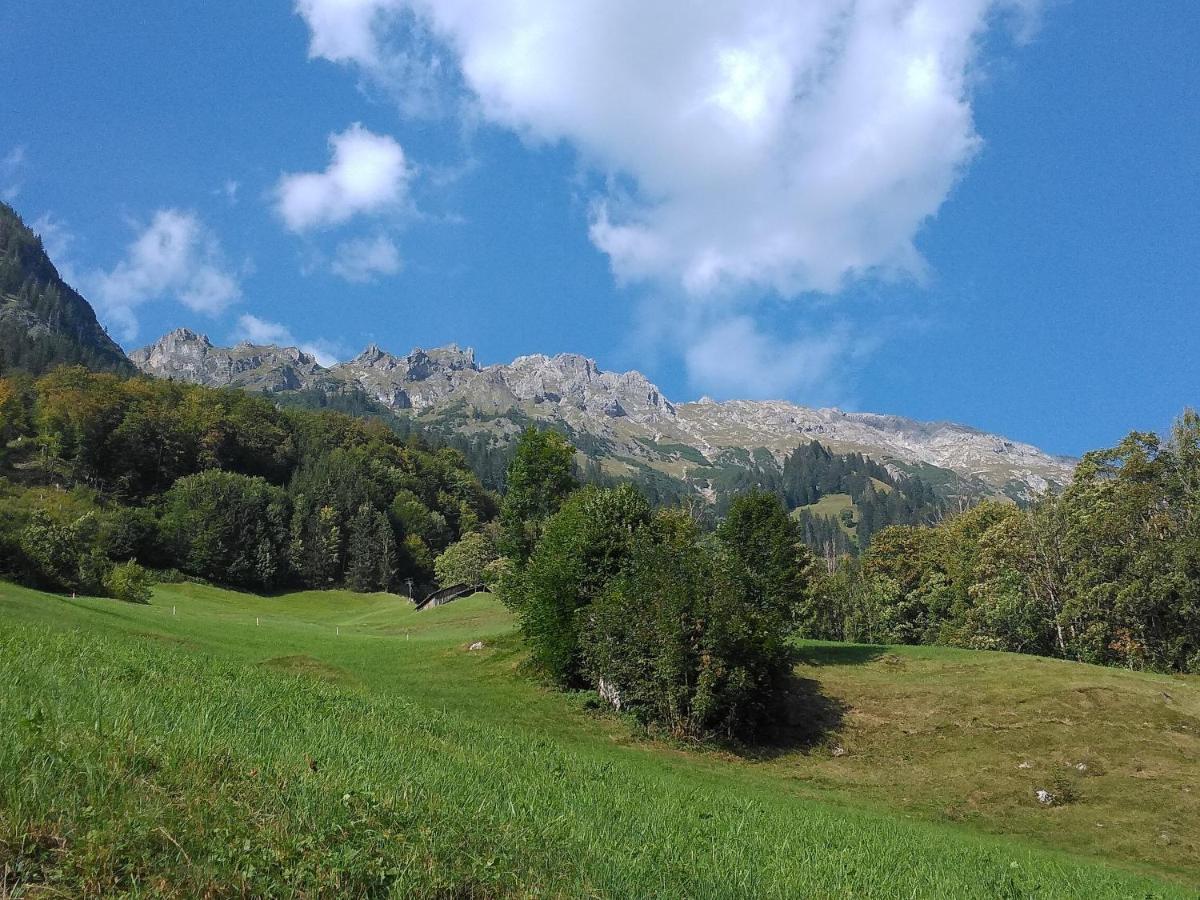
[695,440,943,557]
[0,367,495,600]
[0,203,133,376]
[810,414,1200,673]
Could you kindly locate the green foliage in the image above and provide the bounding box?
[506,484,651,686]
[344,503,397,593]
[499,426,578,562]
[434,527,499,588]
[811,410,1200,674]
[701,440,943,556]
[98,505,162,566]
[102,560,153,604]
[160,470,291,589]
[510,484,807,739]
[0,368,495,596]
[17,508,100,593]
[717,489,818,627]
[584,512,798,739]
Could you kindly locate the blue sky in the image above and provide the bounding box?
[1,1,1196,457]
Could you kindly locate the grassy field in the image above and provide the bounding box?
[793,492,857,536]
[1,581,1197,897]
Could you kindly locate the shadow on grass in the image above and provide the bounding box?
[732,672,850,761]
[794,643,888,667]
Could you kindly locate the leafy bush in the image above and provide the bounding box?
[505,484,651,686]
[584,513,798,740]
[434,527,499,588]
[102,560,153,604]
[17,509,102,593]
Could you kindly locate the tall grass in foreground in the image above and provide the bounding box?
[0,623,1179,899]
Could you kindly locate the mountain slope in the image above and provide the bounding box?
[0,203,133,376]
[133,328,1075,504]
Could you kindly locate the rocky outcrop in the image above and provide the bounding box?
[131,330,1075,499]
[129,328,332,393]
[671,401,1072,500]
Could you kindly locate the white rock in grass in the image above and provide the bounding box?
[468,641,485,651]
[831,746,848,758]
[1017,761,1033,769]
[1035,789,1055,805]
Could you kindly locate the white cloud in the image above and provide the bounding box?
[235,313,294,346]
[684,316,858,401]
[233,313,345,367]
[297,0,395,66]
[220,179,240,204]
[275,123,412,232]
[298,0,1038,298]
[2,146,26,201]
[295,0,457,116]
[298,0,1039,399]
[331,233,401,282]
[88,209,241,341]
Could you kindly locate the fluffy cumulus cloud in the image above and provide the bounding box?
[233,313,345,367]
[297,0,1037,397]
[298,0,1037,296]
[275,123,412,232]
[88,210,240,342]
[331,233,401,282]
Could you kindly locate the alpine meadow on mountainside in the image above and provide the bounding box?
[3,2,1199,897]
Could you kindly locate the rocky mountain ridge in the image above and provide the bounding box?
[132,328,1075,501]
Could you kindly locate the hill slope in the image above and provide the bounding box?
[0,203,133,376]
[1,580,1196,896]
[133,328,1075,505]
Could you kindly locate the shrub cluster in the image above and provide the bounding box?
[499,428,816,740]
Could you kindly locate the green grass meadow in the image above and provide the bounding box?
[1,581,1197,897]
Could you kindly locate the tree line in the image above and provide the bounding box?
[807,413,1200,674]
[0,367,495,600]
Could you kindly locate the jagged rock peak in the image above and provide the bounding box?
[130,327,329,392]
[156,327,212,349]
[348,343,392,365]
[420,343,479,370]
[345,342,478,371]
